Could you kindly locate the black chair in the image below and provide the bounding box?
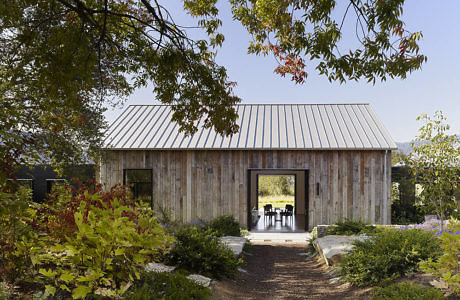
[263,204,276,223]
[281,204,294,224]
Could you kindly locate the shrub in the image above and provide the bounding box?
[125,271,211,300]
[165,225,240,279]
[208,215,241,237]
[370,282,445,300]
[420,219,460,296]
[0,185,39,282]
[35,181,133,241]
[340,229,441,286]
[327,219,380,236]
[34,190,172,299]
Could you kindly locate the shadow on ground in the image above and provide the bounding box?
[212,243,371,300]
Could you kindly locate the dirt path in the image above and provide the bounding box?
[212,243,371,300]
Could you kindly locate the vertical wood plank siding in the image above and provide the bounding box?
[100,150,391,230]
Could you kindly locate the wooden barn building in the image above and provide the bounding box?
[100,104,396,231]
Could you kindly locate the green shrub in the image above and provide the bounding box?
[34,192,171,299]
[327,219,380,236]
[370,282,445,300]
[125,271,211,300]
[0,185,39,282]
[340,229,441,286]
[208,215,241,237]
[165,225,240,279]
[420,219,460,296]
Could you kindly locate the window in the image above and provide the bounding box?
[123,169,152,206]
[46,179,67,194]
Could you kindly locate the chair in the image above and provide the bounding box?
[263,204,276,223]
[281,204,294,224]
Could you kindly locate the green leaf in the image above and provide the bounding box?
[60,271,75,283]
[45,285,56,296]
[39,268,58,278]
[60,284,71,292]
[72,285,92,299]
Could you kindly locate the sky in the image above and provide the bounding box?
[103,1,460,143]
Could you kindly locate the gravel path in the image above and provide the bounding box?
[212,243,371,300]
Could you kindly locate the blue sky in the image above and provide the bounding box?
[104,1,460,142]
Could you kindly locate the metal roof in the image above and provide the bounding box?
[104,104,397,150]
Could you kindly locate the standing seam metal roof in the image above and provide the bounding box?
[104,104,397,150]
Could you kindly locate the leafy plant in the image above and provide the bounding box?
[35,181,133,241]
[165,225,240,279]
[340,229,441,286]
[0,184,40,282]
[327,219,380,236]
[207,215,242,237]
[407,111,459,231]
[34,191,171,299]
[125,271,211,300]
[370,282,445,300]
[420,219,460,296]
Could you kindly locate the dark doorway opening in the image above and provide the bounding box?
[248,169,308,232]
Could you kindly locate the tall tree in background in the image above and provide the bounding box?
[408,111,459,230]
[0,0,426,179]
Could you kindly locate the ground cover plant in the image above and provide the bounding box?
[420,219,460,296]
[340,228,441,286]
[326,219,380,236]
[207,215,242,237]
[125,271,211,300]
[165,225,241,280]
[370,282,445,300]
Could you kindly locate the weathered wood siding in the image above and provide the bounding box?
[100,150,391,230]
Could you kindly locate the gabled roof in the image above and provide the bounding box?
[104,104,397,150]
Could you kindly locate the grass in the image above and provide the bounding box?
[258,195,294,209]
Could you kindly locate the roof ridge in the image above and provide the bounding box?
[127,103,371,107]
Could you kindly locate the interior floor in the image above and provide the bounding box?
[250,211,306,233]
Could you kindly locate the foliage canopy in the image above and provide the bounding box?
[0,0,426,179]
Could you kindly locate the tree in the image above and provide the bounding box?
[407,111,460,230]
[392,150,407,166]
[1,0,425,180]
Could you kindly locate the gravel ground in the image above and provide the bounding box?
[212,243,372,300]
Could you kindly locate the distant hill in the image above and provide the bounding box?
[396,136,459,155]
[395,142,413,155]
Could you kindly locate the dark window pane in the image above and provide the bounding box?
[124,169,152,205]
[125,169,152,183]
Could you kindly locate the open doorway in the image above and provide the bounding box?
[248,169,308,232]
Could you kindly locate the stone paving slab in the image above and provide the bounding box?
[144,262,176,273]
[220,236,247,256]
[247,232,311,244]
[313,234,369,266]
[187,274,212,287]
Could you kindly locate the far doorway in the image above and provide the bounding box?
[248,169,308,232]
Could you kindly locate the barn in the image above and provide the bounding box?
[100,104,396,231]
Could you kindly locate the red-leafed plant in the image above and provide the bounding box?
[35,180,136,241]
